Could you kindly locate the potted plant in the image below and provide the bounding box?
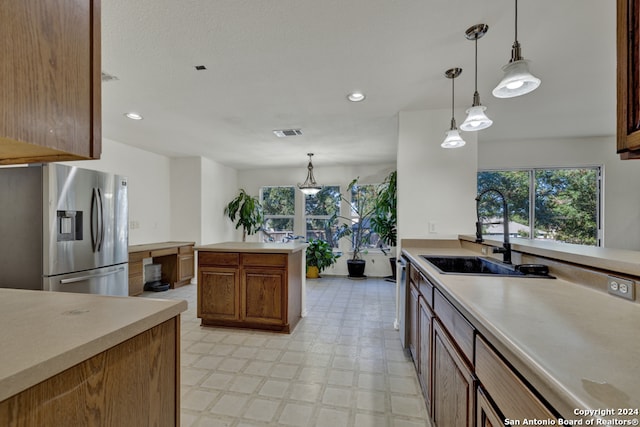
[333,177,377,279]
[224,189,264,241]
[371,170,397,279]
[305,238,339,278]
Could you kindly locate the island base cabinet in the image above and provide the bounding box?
[432,319,475,427]
[0,318,180,427]
[197,251,302,333]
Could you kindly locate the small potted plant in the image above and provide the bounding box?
[224,189,264,242]
[305,238,339,278]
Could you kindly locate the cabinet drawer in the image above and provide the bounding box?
[129,251,150,263]
[242,253,287,267]
[151,247,178,257]
[476,335,556,421]
[418,272,434,308]
[179,245,194,255]
[199,252,240,267]
[433,289,474,365]
[408,263,421,283]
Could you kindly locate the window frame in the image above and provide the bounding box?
[477,166,603,246]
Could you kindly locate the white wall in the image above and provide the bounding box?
[200,157,238,245]
[238,163,397,277]
[63,138,172,245]
[170,157,202,244]
[397,109,478,242]
[478,136,640,250]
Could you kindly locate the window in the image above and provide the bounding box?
[260,186,295,242]
[305,186,340,248]
[349,182,383,250]
[477,167,601,246]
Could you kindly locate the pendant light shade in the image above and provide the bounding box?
[493,0,541,98]
[460,24,493,131]
[442,68,466,149]
[297,153,322,195]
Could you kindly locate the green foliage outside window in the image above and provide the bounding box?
[477,168,599,246]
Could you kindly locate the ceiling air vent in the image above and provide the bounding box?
[101,71,119,82]
[273,129,303,138]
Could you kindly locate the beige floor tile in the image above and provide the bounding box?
[142,277,429,427]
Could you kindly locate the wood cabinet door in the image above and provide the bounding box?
[617,0,640,157]
[198,267,240,321]
[418,296,433,413]
[477,386,503,427]
[178,254,195,282]
[242,268,285,325]
[0,0,101,164]
[432,319,475,427]
[408,281,420,366]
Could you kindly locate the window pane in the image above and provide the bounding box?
[306,218,339,248]
[305,186,340,216]
[477,171,530,238]
[350,183,380,249]
[534,169,598,245]
[262,186,295,215]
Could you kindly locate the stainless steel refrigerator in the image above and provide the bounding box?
[0,164,128,296]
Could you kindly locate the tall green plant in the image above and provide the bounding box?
[333,177,377,260]
[224,189,264,241]
[371,170,397,247]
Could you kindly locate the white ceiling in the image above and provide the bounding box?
[101,0,616,170]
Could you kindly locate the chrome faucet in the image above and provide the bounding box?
[475,188,512,264]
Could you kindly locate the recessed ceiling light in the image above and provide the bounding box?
[124,112,143,120]
[347,92,366,102]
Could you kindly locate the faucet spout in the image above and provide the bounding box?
[475,188,512,264]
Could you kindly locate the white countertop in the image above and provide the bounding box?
[196,241,307,254]
[0,289,187,401]
[402,240,640,420]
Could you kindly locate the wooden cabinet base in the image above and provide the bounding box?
[0,318,180,427]
[198,250,302,334]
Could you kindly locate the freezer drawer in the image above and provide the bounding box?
[44,264,128,296]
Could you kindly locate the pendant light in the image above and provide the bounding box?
[460,24,493,131]
[492,0,541,98]
[442,68,466,149]
[297,153,322,195]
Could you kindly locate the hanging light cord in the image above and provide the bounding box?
[514,0,518,42]
[474,38,478,94]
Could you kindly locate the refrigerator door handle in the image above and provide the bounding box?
[90,188,98,252]
[58,266,126,284]
[97,188,104,252]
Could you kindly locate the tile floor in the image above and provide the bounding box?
[143,276,430,427]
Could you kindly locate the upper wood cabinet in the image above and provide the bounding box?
[0,0,101,165]
[617,0,640,158]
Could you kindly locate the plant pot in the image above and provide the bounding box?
[347,259,366,279]
[306,265,320,279]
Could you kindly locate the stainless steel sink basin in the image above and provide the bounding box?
[420,255,553,278]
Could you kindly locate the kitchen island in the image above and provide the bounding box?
[195,242,306,333]
[0,289,187,427]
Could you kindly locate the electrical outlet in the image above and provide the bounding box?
[428,222,437,233]
[607,276,635,301]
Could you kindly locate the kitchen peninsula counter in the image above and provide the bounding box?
[195,242,306,333]
[401,239,640,422]
[0,289,186,426]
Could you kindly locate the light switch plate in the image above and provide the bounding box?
[607,276,635,301]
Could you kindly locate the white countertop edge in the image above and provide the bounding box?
[0,291,187,402]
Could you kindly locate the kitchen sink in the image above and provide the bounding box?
[420,255,553,278]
